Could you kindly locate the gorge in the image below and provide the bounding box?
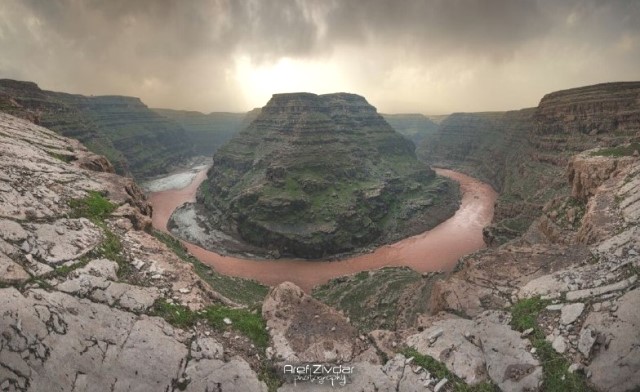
[168,92,460,259]
[0,81,639,392]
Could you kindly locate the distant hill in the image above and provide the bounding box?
[153,108,247,156]
[382,113,439,146]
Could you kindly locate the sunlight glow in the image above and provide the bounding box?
[234,56,350,108]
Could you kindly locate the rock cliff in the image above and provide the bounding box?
[170,92,459,259]
[420,82,640,245]
[0,79,194,179]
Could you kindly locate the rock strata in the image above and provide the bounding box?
[0,79,193,178]
[171,92,459,259]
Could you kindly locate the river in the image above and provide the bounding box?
[147,167,497,292]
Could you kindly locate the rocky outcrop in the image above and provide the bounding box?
[171,92,459,259]
[0,112,266,391]
[407,311,542,391]
[428,152,640,391]
[153,108,246,156]
[0,79,193,179]
[567,148,637,201]
[262,282,368,364]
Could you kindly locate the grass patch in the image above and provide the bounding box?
[202,306,269,348]
[589,142,640,158]
[152,230,268,306]
[510,297,593,392]
[66,192,130,278]
[46,150,76,163]
[402,348,498,392]
[258,361,283,392]
[510,296,548,332]
[151,299,269,349]
[313,267,424,332]
[68,191,117,222]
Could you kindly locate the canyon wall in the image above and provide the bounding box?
[170,92,459,259]
[419,82,640,244]
[0,79,193,179]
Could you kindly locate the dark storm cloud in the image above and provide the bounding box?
[0,0,639,112]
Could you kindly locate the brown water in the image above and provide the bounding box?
[148,168,497,292]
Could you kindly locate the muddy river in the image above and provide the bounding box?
[147,168,497,292]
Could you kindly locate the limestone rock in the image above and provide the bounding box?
[406,317,487,385]
[474,311,542,392]
[560,303,585,325]
[262,282,367,363]
[23,218,102,265]
[0,251,29,284]
[183,357,268,392]
[0,219,28,242]
[578,325,597,358]
[584,288,640,391]
[552,336,567,354]
[568,151,637,202]
[0,112,267,391]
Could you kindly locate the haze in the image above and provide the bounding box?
[1,0,639,114]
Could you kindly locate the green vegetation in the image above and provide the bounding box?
[68,191,117,222]
[66,191,130,278]
[589,142,640,157]
[152,230,268,306]
[46,150,76,163]
[402,348,498,392]
[510,297,549,332]
[313,267,435,332]
[510,297,593,392]
[151,299,269,349]
[258,362,283,392]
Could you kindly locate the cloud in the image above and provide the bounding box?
[0,0,639,113]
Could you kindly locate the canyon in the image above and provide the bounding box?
[0,81,638,392]
[169,92,459,259]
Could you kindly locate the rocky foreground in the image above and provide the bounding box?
[0,113,269,391]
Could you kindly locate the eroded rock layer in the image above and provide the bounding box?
[420,82,640,244]
[172,92,459,259]
[0,79,193,178]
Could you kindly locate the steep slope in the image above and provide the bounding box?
[170,92,459,259]
[0,112,271,391]
[382,113,439,146]
[0,79,193,178]
[419,82,640,244]
[153,108,246,156]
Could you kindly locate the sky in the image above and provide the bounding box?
[1,0,639,114]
